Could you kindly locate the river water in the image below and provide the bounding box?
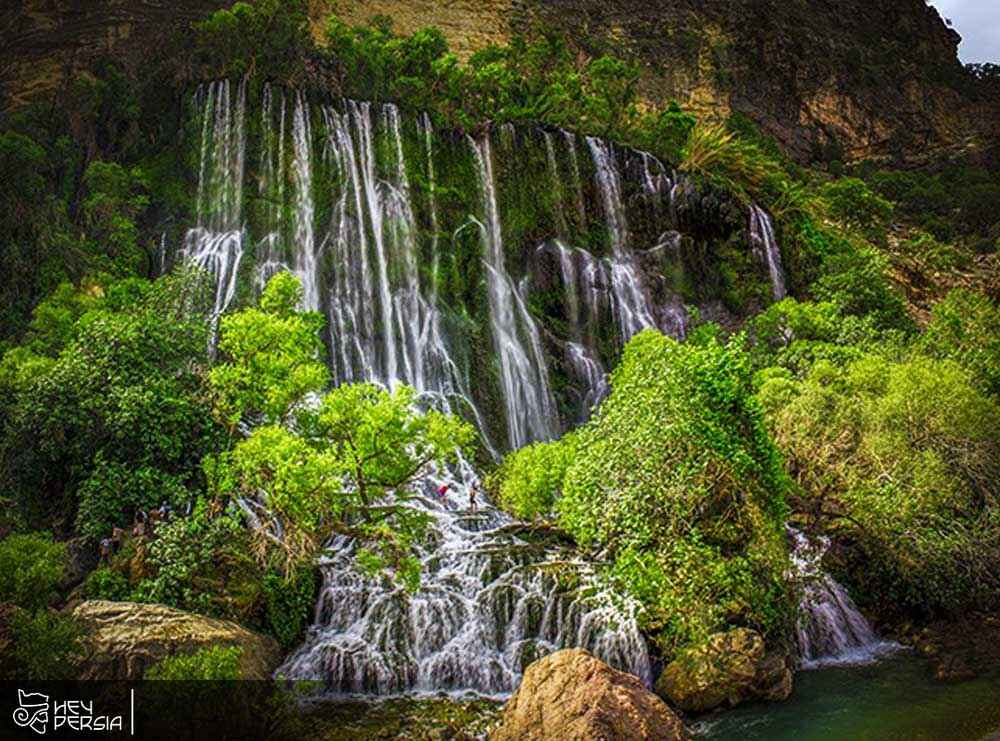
[696,653,1000,741]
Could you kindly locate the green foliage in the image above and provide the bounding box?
[145,645,244,680]
[759,354,1000,614]
[921,289,1000,398]
[820,178,893,242]
[209,271,327,431]
[489,433,579,520]
[0,273,220,531]
[812,242,912,331]
[196,0,311,79]
[497,330,793,653]
[9,608,83,680]
[83,567,131,601]
[262,568,318,650]
[207,274,475,575]
[80,161,151,276]
[133,504,261,621]
[0,533,66,611]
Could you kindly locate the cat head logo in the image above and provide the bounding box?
[13,690,49,735]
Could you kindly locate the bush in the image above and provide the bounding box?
[262,568,318,650]
[145,645,244,680]
[83,567,130,601]
[10,608,83,680]
[813,243,912,331]
[759,354,1000,615]
[921,289,1000,398]
[554,330,792,652]
[489,433,579,520]
[0,533,66,610]
[133,506,262,622]
[820,178,893,241]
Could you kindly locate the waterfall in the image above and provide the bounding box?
[177,84,781,697]
[750,205,787,301]
[184,78,248,322]
[790,528,899,668]
[471,134,559,451]
[586,137,660,342]
[278,462,652,696]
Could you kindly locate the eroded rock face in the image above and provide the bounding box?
[492,648,688,741]
[655,628,793,713]
[70,600,280,680]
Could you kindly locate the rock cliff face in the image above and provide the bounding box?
[328,0,994,164]
[2,0,995,164]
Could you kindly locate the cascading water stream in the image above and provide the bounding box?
[471,134,559,451]
[790,528,899,668]
[184,78,248,325]
[750,205,788,301]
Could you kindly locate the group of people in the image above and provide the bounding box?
[97,501,176,562]
[435,483,479,513]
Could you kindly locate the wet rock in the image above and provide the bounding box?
[655,628,792,712]
[70,600,280,680]
[61,537,99,592]
[492,648,688,741]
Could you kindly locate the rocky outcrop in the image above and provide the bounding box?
[654,628,793,713]
[70,600,280,680]
[492,648,688,741]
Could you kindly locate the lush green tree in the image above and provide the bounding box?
[206,274,475,579]
[196,0,311,79]
[758,354,1000,615]
[208,271,327,433]
[920,289,1000,398]
[0,273,221,533]
[487,433,579,520]
[493,330,793,653]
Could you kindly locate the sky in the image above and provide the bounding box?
[927,0,999,63]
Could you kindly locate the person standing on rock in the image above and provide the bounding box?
[469,485,478,513]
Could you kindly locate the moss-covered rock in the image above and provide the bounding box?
[654,628,792,713]
[70,600,281,680]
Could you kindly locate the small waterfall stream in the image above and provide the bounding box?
[790,528,899,668]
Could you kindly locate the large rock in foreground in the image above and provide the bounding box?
[70,600,280,680]
[492,649,688,741]
[655,628,792,713]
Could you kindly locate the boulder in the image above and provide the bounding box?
[655,628,793,713]
[70,600,281,680]
[491,648,688,741]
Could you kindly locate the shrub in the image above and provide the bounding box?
[10,608,83,680]
[921,289,1000,398]
[83,567,130,601]
[489,433,579,520]
[813,243,912,331]
[820,178,893,241]
[262,568,318,650]
[145,645,244,680]
[0,533,66,610]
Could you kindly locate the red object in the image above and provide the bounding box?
[437,484,450,496]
